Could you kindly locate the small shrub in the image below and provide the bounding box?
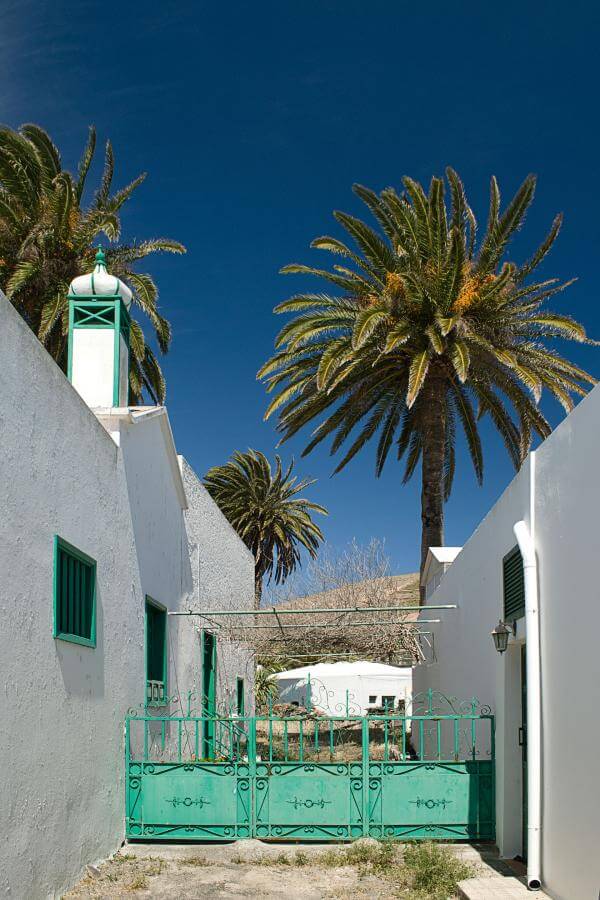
[318,841,397,873]
[319,849,347,868]
[181,856,213,867]
[345,840,396,873]
[126,874,148,891]
[144,858,166,876]
[403,842,473,899]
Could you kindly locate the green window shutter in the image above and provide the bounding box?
[53,536,96,648]
[145,598,167,705]
[503,546,525,620]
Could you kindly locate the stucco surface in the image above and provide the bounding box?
[533,385,600,900]
[181,458,255,712]
[0,292,145,899]
[414,383,600,900]
[0,292,255,899]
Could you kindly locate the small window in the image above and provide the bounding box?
[503,546,525,621]
[53,536,96,648]
[368,695,377,704]
[381,695,396,710]
[237,677,245,716]
[146,597,167,705]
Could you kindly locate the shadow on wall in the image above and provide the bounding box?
[55,588,105,699]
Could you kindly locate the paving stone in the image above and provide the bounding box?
[458,875,546,898]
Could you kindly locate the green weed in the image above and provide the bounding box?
[402,842,473,899]
[180,856,213,867]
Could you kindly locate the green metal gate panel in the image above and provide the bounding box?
[125,690,494,843]
[127,761,251,840]
[368,760,494,840]
[255,762,365,840]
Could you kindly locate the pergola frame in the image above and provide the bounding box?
[168,604,455,617]
[169,604,453,661]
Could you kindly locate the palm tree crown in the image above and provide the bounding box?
[259,170,596,584]
[204,449,327,607]
[0,123,185,403]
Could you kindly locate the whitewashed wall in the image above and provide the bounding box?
[110,411,197,708]
[0,294,144,899]
[0,292,255,899]
[533,387,600,900]
[277,669,412,715]
[181,459,255,714]
[414,384,600,900]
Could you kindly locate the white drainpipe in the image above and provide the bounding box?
[513,475,542,891]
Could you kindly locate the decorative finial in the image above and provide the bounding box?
[95,246,107,268]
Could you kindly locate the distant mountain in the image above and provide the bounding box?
[269,573,420,612]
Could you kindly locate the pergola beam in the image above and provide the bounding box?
[168,604,455,617]
[215,618,442,630]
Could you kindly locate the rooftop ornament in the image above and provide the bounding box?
[68,246,133,309]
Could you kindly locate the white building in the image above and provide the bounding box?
[0,253,254,899]
[414,380,600,900]
[421,546,462,601]
[274,660,412,715]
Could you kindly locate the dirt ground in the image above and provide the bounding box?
[64,840,397,899]
[63,839,489,899]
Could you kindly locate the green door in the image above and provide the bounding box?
[201,631,217,759]
[520,644,528,862]
[237,677,245,716]
[145,598,167,705]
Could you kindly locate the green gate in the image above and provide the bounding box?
[126,690,494,842]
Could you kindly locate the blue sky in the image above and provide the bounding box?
[4,1,600,573]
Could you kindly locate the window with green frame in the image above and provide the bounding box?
[503,546,525,621]
[53,535,96,648]
[145,597,167,705]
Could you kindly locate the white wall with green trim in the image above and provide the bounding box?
[0,291,144,899]
[0,289,255,898]
[415,383,600,900]
[181,457,255,717]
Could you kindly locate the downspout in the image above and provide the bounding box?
[513,452,542,890]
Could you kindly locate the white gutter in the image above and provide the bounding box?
[513,452,542,890]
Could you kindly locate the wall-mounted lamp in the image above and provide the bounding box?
[491,620,515,654]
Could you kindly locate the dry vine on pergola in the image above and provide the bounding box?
[197,542,429,664]
[217,589,425,663]
[172,542,436,666]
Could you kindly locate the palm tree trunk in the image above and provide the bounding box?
[254,571,263,611]
[420,375,446,602]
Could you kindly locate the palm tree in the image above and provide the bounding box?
[259,170,596,594]
[0,123,185,403]
[203,449,327,607]
[254,662,279,712]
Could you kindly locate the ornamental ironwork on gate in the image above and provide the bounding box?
[125,689,494,841]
